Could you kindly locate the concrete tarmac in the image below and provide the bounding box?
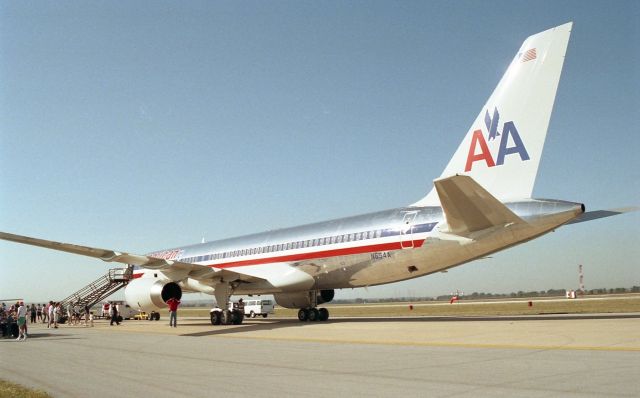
[1,314,639,397]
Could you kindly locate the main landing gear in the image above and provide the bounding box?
[297,307,329,322]
[210,309,244,326]
[210,282,244,326]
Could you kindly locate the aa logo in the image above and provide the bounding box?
[465,108,530,172]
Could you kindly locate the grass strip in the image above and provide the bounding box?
[0,379,51,398]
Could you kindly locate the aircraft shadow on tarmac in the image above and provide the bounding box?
[0,332,83,341]
[177,313,640,337]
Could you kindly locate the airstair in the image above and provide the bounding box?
[59,266,134,312]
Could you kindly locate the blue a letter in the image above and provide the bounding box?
[496,121,530,165]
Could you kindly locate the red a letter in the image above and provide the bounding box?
[465,130,495,172]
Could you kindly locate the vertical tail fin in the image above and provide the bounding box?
[414,22,572,207]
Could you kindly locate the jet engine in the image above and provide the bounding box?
[273,289,334,309]
[124,277,182,311]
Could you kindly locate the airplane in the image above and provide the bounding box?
[1,22,634,325]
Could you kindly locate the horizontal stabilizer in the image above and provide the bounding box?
[565,207,638,225]
[435,175,524,236]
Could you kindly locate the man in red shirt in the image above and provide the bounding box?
[166,297,181,327]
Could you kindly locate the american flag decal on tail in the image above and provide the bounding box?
[520,48,537,62]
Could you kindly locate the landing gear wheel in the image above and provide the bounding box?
[153,312,160,321]
[250,311,256,318]
[318,308,329,321]
[262,314,268,318]
[210,311,222,325]
[308,308,320,322]
[232,310,244,325]
[222,310,232,325]
[298,308,309,321]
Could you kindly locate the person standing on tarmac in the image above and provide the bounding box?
[53,302,60,328]
[29,304,36,324]
[16,301,27,341]
[110,302,120,326]
[166,297,180,328]
[84,304,90,327]
[237,298,245,314]
[47,301,54,328]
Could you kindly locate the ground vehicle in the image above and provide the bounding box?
[133,311,160,321]
[133,311,147,320]
[243,299,275,318]
[98,301,139,322]
[111,300,140,322]
[117,302,139,320]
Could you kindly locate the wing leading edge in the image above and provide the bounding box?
[0,231,201,274]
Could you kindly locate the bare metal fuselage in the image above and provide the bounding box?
[162,199,583,295]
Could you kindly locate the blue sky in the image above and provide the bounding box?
[1,1,638,302]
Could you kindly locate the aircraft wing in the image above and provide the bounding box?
[0,231,205,274]
[0,231,280,286]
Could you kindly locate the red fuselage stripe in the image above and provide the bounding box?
[211,239,424,269]
[132,238,425,278]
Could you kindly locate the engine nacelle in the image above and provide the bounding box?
[273,289,335,309]
[124,277,182,311]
